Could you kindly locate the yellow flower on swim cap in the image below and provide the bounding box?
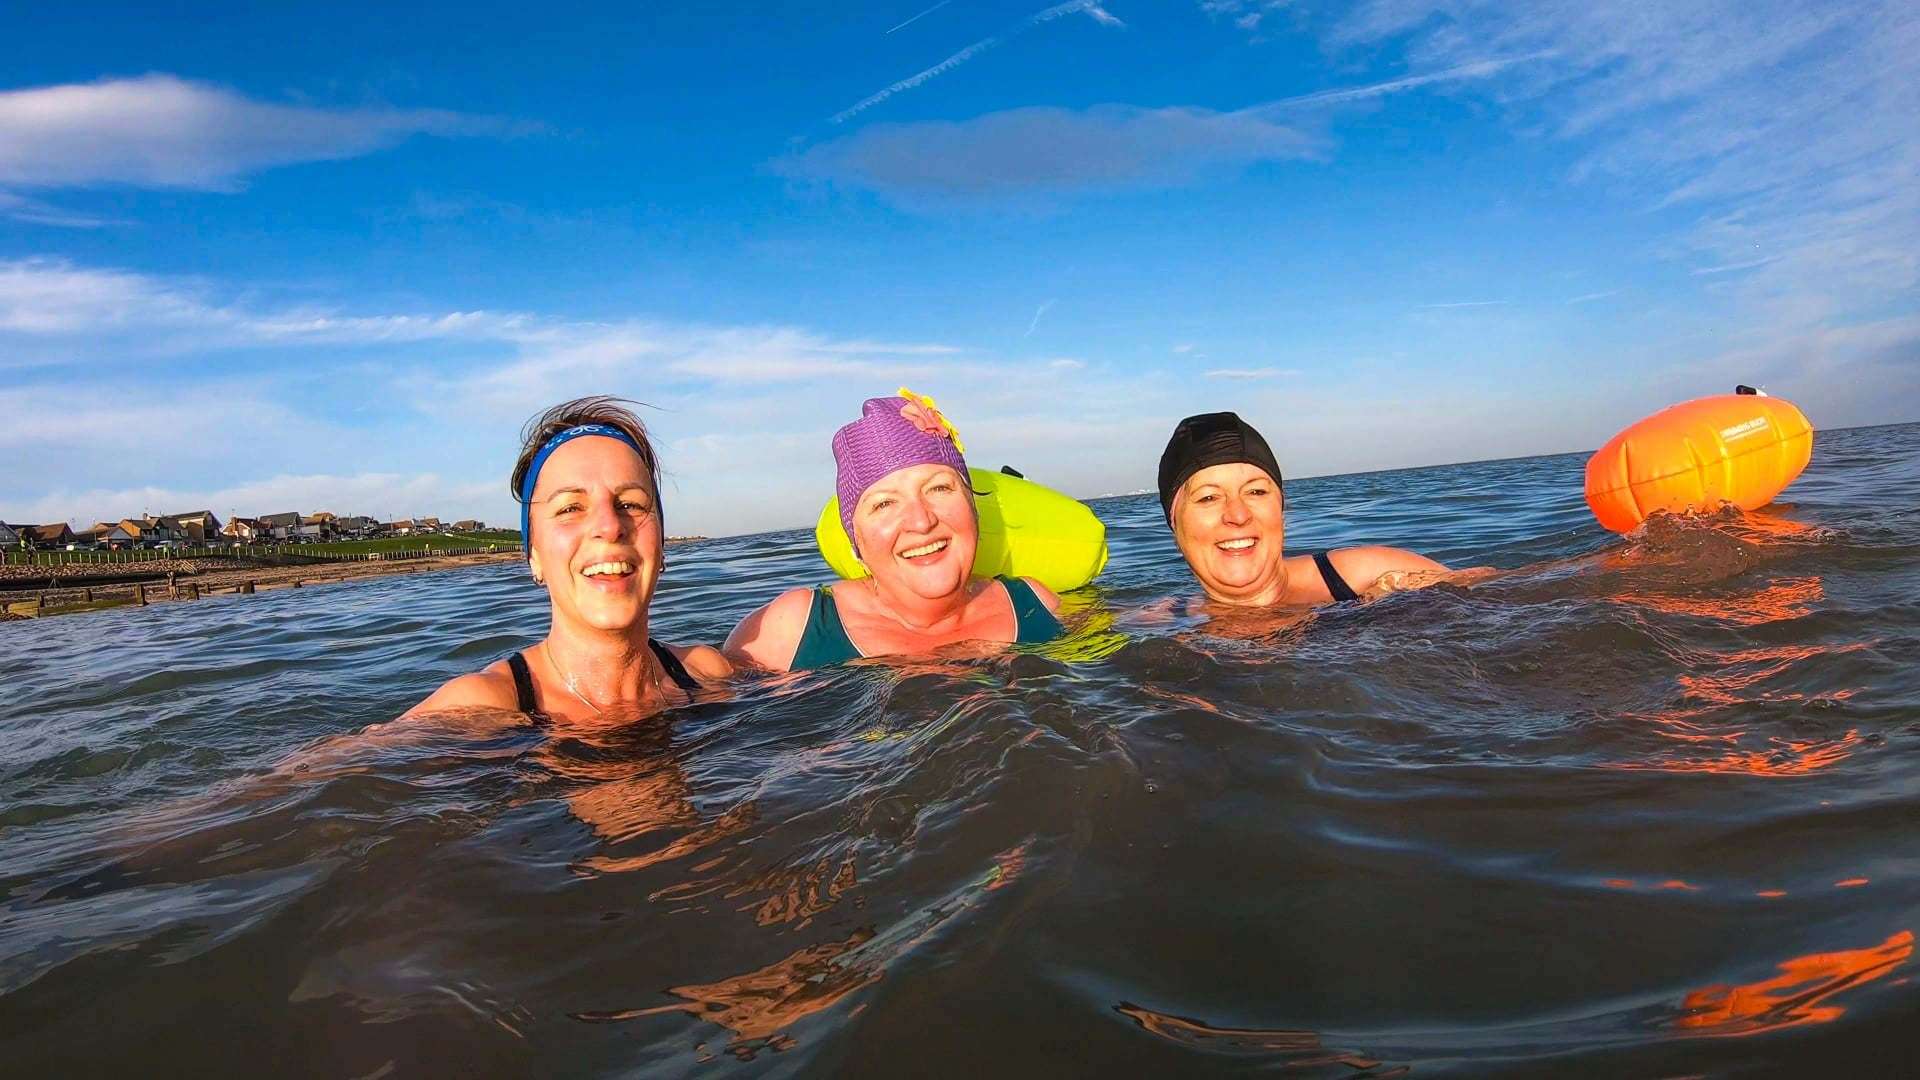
[896,386,965,453]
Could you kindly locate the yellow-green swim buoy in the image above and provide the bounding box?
[815,467,1108,593]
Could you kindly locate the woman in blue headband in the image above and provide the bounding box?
[408,397,730,720]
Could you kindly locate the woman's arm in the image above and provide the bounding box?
[722,587,817,672]
[1330,545,1499,599]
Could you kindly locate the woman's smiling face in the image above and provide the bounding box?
[1172,461,1288,604]
[852,463,978,602]
[526,435,664,632]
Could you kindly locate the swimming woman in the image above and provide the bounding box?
[1159,411,1457,606]
[408,396,730,720]
[725,392,1064,670]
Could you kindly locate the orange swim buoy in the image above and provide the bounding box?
[1584,391,1814,533]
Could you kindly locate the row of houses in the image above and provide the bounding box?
[0,512,222,551]
[221,513,483,543]
[3,511,490,551]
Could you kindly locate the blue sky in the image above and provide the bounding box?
[3,1,1915,536]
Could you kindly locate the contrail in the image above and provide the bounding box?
[1024,299,1056,337]
[885,0,950,35]
[1239,53,1553,117]
[833,0,1117,124]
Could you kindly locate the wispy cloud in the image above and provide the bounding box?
[1024,299,1056,337]
[1240,54,1553,115]
[1566,289,1619,304]
[0,257,529,359]
[0,258,978,389]
[789,54,1537,202]
[1334,1,1920,319]
[0,73,519,198]
[1199,1,1293,35]
[1205,367,1298,379]
[885,0,951,35]
[1691,255,1781,276]
[0,190,121,228]
[830,0,1124,124]
[783,104,1319,200]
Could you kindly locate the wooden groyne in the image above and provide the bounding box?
[0,550,523,621]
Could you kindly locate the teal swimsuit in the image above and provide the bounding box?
[789,576,1065,669]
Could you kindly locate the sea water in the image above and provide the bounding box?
[3,423,1917,1076]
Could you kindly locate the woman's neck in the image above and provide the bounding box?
[864,575,978,634]
[1209,562,1293,608]
[542,615,659,707]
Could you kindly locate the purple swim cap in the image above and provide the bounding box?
[833,395,969,542]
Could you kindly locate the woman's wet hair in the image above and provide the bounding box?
[511,397,661,521]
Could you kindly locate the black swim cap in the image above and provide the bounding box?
[1157,412,1283,524]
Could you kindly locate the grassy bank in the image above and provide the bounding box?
[295,531,521,556]
[3,531,525,567]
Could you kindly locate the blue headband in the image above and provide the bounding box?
[518,423,650,552]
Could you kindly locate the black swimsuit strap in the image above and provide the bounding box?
[506,651,538,713]
[648,639,702,692]
[507,642,698,714]
[1313,550,1360,603]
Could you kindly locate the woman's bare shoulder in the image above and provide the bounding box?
[723,586,820,671]
[662,641,735,682]
[404,659,521,718]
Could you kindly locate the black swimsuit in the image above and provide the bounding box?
[504,641,701,714]
[1312,550,1360,603]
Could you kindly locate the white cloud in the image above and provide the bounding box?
[1204,367,1299,379]
[1199,1,1293,35]
[0,258,205,335]
[0,257,983,397]
[0,73,518,222]
[0,74,515,189]
[0,257,532,358]
[417,321,985,423]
